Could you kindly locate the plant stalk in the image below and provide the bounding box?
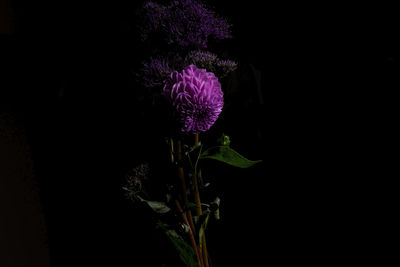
[175,200,203,267]
[193,134,209,267]
[192,135,202,215]
[177,140,196,237]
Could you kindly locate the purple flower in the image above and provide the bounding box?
[138,0,232,48]
[184,50,237,78]
[137,1,166,42]
[163,65,224,133]
[139,57,176,88]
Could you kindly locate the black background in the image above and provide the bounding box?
[1,1,398,266]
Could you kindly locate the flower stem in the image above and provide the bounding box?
[192,170,202,215]
[175,200,203,267]
[169,138,175,163]
[192,135,202,216]
[177,140,196,237]
[178,167,196,233]
[193,133,209,267]
[202,235,209,267]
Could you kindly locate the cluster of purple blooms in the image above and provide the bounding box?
[137,0,236,133]
[184,50,237,78]
[139,57,176,88]
[138,0,231,48]
[140,51,237,88]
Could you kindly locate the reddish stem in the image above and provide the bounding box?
[193,134,209,267]
[175,200,203,267]
[178,167,196,234]
[176,140,196,238]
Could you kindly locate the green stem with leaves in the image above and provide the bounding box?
[176,139,200,266]
[177,140,196,234]
[193,134,209,267]
[175,200,203,267]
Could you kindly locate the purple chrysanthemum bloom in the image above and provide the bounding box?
[163,65,224,133]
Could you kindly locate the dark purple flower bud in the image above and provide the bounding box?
[139,57,175,88]
[163,65,224,133]
[184,50,237,78]
[124,163,150,200]
[215,59,238,77]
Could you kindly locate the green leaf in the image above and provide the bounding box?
[200,146,262,168]
[157,223,198,267]
[165,230,199,267]
[137,196,171,214]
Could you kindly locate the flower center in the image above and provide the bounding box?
[192,105,209,122]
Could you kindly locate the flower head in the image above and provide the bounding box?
[163,65,224,133]
[184,50,237,78]
[138,0,232,48]
[139,57,176,88]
